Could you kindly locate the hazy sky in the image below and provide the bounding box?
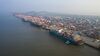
[0,0,100,15]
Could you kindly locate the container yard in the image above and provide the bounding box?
[14,13,100,49]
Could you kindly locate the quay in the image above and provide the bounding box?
[82,36,100,49]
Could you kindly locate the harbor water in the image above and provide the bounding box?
[0,13,100,56]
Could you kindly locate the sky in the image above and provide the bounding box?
[0,0,100,15]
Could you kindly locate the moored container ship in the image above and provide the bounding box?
[49,26,84,45]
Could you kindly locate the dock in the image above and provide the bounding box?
[81,36,100,49]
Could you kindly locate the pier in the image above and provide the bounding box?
[82,36,100,49]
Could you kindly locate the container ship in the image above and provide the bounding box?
[49,26,84,45]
